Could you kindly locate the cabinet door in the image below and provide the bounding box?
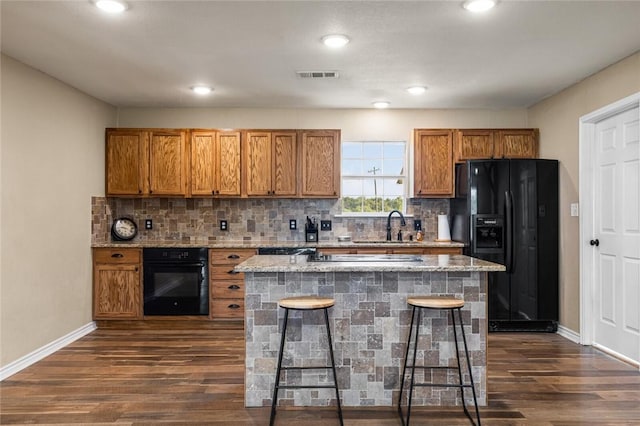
[149,130,187,196]
[272,131,297,196]
[495,129,538,159]
[106,129,148,196]
[301,130,340,197]
[456,129,495,162]
[414,129,454,197]
[93,263,141,319]
[217,131,242,196]
[190,130,216,196]
[244,131,272,196]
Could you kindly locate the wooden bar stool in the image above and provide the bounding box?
[398,296,481,426]
[270,296,343,426]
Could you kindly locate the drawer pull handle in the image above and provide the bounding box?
[228,284,240,290]
[228,254,240,259]
[227,270,240,275]
[228,304,241,309]
[111,253,124,258]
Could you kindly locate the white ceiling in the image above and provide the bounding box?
[2,1,639,109]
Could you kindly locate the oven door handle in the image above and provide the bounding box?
[144,262,205,268]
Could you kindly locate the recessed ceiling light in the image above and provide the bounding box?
[94,0,128,13]
[322,34,350,49]
[463,0,497,13]
[407,86,427,95]
[191,86,213,95]
[372,101,390,109]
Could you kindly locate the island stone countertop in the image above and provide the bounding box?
[234,253,504,273]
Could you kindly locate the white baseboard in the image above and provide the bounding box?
[0,321,97,381]
[556,324,581,344]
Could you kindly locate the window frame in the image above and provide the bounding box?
[339,140,409,217]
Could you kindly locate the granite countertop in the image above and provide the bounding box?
[234,253,504,273]
[92,240,466,249]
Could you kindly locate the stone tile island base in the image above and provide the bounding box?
[244,270,487,408]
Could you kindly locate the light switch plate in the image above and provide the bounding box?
[570,203,579,217]
[320,220,332,231]
[220,220,228,231]
[145,219,153,230]
[289,219,297,230]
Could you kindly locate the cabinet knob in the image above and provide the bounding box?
[228,304,241,309]
[135,267,139,272]
[227,270,240,275]
[228,284,240,290]
[228,254,240,259]
[212,190,216,195]
[111,253,124,258]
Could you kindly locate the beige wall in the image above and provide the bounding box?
[116,108,529,141]
[528,51,640,332]
[0,55,116,367]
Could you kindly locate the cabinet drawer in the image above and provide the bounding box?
[211,299,244,319]
[209,249,255,264]
[93,248,141,264]
[424,247,463,255]
[212,281,245,298]
[210,265,244,280]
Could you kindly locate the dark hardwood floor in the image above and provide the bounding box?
[1,321,639,425]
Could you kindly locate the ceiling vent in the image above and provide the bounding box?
[296,71,339,79]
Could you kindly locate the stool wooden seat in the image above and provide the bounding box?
[279,296,335,310]
[270,296,343,426]
[398,295,481,426]
[407,295,465,309]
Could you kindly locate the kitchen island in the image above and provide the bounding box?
[235,253,504,408]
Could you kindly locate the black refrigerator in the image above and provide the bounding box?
[450,159,559,332]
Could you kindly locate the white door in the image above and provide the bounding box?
[591,105,640,364]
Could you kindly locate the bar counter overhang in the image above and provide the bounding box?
[235,254,505,408]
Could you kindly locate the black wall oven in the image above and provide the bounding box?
[143,248,209,316]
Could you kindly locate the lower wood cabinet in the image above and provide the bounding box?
[93,248,142,320]
[209,248,256,320]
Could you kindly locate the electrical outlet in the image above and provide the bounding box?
[571,203,579,217]
[320,220,332,231]
[413,219,422,231]
[289,219,297,230]
[145,219,153,230]
[220,220,228,231]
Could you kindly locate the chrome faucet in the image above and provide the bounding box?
[386,210,406,241]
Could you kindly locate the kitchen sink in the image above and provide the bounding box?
[308,254,423,262]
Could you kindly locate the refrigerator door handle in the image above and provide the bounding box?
[505,190,514,273]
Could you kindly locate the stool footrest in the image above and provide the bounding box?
[277,384,338,390]
[281,366,332,371]
[404,365,457,370]
[412,383,475,389]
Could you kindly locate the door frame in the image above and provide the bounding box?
[579,92,640,353]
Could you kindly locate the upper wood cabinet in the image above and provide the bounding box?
[106,129,148,196]
[190,130,241,196]
[243,131,297,196]
[148,130,188,196]
[414,129,454,198]
[106,128,188,196]
[455,128,538,162]
[495,129,538,158]
[300,130,340,198]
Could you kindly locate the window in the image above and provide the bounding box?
[341,141,407,214]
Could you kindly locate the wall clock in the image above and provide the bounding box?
[111,217,138,241]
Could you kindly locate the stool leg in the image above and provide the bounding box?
[406,306,422,426]
[323,307,344,426]
[270,308,290,426]
[457,308,481,426]
[398,304,417,421]
[451,308,471,421]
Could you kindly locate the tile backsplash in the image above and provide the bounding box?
[92,197,449,244]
